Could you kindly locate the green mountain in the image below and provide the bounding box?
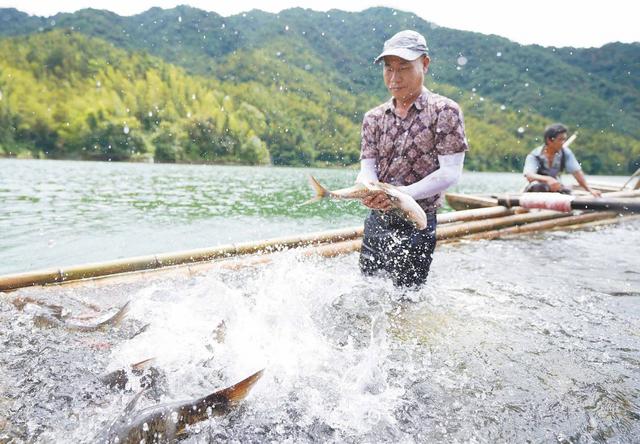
[0,6,638,173]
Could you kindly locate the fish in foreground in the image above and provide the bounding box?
[32,301,130,332]
[305,175,427,230]
[103,369,264,443]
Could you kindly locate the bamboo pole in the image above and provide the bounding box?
[187,211,571,270]
[436,206,516,223]
[0,204,631,292]
[621,167,640,190]
[498,195,640,213]
[553,213,640,232]
[462,211,618,241]
[0,226,364,291]
[444,193,497,210]
[436,210,568,240]
[0,206,526,291]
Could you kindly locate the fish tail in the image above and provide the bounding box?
[98,301,131,328]
[131,357,156,372]
[301,175,329,205]
[216,369,264,405]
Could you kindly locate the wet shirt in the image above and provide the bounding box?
[523,146,581,178]
[360,87,468,212]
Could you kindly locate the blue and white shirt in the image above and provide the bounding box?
[523,146,581,178]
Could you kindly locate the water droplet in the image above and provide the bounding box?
[123,125,130,134]
[517,127,525,134]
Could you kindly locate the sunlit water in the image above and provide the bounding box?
[1,159,639,443]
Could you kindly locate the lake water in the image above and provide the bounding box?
[1,158,532,275]
[0,159,639,443]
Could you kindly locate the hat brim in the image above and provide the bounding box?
[374,48,425,63]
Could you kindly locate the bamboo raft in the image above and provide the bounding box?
[446,177,640,210]
[1,185,639,292]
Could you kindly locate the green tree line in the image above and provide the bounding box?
[0,24,638,173]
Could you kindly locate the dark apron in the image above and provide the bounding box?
[359,210,437,288]
[525,148,571,194]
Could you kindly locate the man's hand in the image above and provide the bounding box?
[362,191,393,211]
[589,189,602,198]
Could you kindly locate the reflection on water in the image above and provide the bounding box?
[1,158,626,275]
[1,219,638,442]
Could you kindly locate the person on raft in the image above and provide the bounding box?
[523,123,601,197]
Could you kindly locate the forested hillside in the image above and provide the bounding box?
[1,7,638,173]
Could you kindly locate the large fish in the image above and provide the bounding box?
[103,369,263,443]
[30,301,130,332]
[306,175,427,230]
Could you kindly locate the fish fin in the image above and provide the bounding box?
[217,369,264,405]
[124,389,146,414]
[97,301,131,328]
[301,175,329,205]
[131,357,156,372]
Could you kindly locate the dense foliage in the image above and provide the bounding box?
[0,7,638,173]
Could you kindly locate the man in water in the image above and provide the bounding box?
[523,123,601,197]
[357,30,468,288]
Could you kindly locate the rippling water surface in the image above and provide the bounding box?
[0,158,529,275]
[1,159,639,443]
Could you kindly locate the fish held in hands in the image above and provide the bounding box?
[305,175,427,230]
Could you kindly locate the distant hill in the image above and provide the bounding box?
[1,6,638,173]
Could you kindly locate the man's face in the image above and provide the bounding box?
[382,55,429,102]
[548,132,568,150]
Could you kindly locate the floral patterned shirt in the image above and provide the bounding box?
[360,87,468,212]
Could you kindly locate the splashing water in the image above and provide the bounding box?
[1,220,639,442]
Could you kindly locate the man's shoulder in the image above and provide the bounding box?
[363,102,390,120]
[528,145,544,156]
[424,91,462,112]
[562,146,577,157]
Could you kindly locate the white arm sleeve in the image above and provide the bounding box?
[356,158,378,183]
[400,152,465,200]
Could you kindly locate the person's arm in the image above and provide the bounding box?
[524,172,564,191]
[356,158,378,183]
[359,158,392,210]
[359,113,392,210]
[572,170,602,197]
[563,148,601,197]
[399,153,465,200]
